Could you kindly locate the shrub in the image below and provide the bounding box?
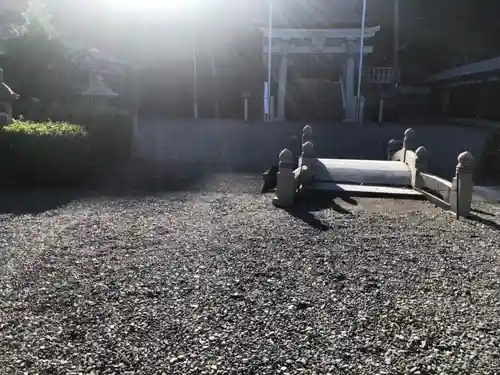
[0,120,91,187]
[4,120,84,136]
[17,102,135,166]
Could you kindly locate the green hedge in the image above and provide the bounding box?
[0,121,91,187]
[18,103,134,164]
[0,103,135,187]
[3,121,84,136]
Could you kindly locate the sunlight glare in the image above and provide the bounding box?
[109,0,204,12]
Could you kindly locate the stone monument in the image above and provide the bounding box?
[0,68,19,125]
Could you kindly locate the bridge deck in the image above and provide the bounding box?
[314,158,411,187]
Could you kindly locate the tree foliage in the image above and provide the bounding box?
[398,0,500,72]
[3,0,500,102]
[1,1,78,112]
[15,0,54,37]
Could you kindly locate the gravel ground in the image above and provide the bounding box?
[1,174,500,375]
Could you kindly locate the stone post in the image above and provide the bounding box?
[403,128,416,163]
[301,126,315,174]
[413,146,428,188]
[415,146,428,173]
[403,128,416,150]
[297,141,315,192]
[450,151,474,218]
[0,68,18,118]
[302,124,313,145]
[0,113,10,126]
[302,140,315,158]
[273,148,296,208]
[387,139,403,160]
[301,140,315,169]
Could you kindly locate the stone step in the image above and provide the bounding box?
[309,181,422,197]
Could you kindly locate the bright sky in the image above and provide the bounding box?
[106,0,206,12]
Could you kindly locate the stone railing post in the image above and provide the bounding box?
[296,141,316,193]
[403,128,416,149]
[302,124,313,145]
[301,140,315,169]
[450,151,474,217]
[413,146,428,188]
[403,128,416,163]
[415,146,428,173]
[273,148,296,208]
[387,139,403,160]
[302,140,315,159]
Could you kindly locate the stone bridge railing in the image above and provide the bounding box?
[388,128,475,218]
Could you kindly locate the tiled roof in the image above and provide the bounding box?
[64,40,134,68]
[427,57,500,83]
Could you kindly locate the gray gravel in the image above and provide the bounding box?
[1,175,500,374]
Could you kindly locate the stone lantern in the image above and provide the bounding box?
[79,74,118,107]
[0,68,19,125]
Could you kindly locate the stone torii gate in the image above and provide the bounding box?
[261,26,380,121]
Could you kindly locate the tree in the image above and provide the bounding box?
[398,0,499,72]
[2,0,78,111]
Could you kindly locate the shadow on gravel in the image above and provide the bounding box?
[472,208,496,217]
[0,159,266,215]
[0,190,86,215]
[469,214,500,231]
[285,206,330,231]
[299,192,356,214]
[104,159,270,194]
[285,192,356,230]
[0,162,210,215]
[99,160,214,193]
[339,196,359,206]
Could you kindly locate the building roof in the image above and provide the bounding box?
[260,25,381,40]
[427,56,500,83]
[65,42,134,67]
